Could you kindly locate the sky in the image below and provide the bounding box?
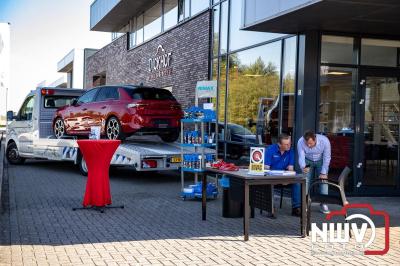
[0,0,110,114]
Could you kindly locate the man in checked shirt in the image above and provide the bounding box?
[297,130,331,214]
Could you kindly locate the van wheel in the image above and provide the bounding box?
[6,142,25,165]
[54,117,66,139]
[77,153,88,176]
[106,117,125,140]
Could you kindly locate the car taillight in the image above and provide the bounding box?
[41,89,55,95]
[142,159,157,168]
[127,103,148,110]
[170,104,181,110]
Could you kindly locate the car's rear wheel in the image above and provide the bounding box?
[106,117,124,140]
[54,117,66,139]
[6,142,25,165]
[159,130,179,142]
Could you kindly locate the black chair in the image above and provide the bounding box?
[306,166,351,235]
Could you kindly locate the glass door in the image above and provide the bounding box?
[357,69,400,194]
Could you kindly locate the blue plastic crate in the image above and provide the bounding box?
[181,182,218,200]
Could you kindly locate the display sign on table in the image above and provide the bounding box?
[248,147,265,175]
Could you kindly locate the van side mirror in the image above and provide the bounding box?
[6,111,14,121]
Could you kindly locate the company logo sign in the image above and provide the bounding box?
[196,80,217,98]
[311,204,390,256]
[248,147,265,175]
[148,45,172,80]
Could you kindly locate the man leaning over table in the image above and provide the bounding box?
[265,133,301,217]
[297,130,331,214]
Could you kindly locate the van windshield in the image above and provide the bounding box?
[124,87,176,100]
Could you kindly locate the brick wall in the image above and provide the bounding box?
[85,11,211,108]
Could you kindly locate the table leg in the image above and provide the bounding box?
[301,181,307,237]
[244,181,250,241]
[202,173,206,221]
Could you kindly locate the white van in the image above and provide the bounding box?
[6,87,83,164]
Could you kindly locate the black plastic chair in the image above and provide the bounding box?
[306,166,351,235]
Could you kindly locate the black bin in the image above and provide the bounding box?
[222,187,243,218]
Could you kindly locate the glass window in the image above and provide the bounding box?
[144,1,162,41]
[361,38,400,67]
[178,0,184,21]
[136,14,144,45]
[281,37,297,136]
[78,89,97,104]
[185,0,190,18]
[319,66,355,173]
[96,87,119,101]
[219,0,228,54]
[44,96,76,109]
[319,67,355,134]
[218,56,227,126]
[321,35,354,64]
[229,0,283,52]
[212,4,220,57]
[18,96,35,121]
[164,0,178,30]
[191,0,208,16]
[227,41,282,145]
[129,18,136,49]
[124,87,176,100]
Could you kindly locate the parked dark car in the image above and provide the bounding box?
[53,85,183,142]
[212,123,256,160]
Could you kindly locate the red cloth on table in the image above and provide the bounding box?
[77,140,120,207]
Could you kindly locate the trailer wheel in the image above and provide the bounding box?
[6,142,25,165]
[77,153,88,176]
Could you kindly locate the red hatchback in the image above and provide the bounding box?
[53,85,183,142]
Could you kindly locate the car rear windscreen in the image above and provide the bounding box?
[124,87,176,100]
[43,96,77,108]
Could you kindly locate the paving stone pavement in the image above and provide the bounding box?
[0,159,399,266]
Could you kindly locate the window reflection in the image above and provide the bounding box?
[319,67,355,172]
[361,38,400,67]
[227,42,282,145]
[191,0,208,16]
[136,14,144,45]
[319,67,354,134]
[218,56,227,126]
[220,1,228,54]
[164,0,178,30]
[281,37,297,136]
[321,35,355,65]
[144,1,162,41]
[212,4,220,57]
[229,0,283,52]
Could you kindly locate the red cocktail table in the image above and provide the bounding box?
[73,139,124,212]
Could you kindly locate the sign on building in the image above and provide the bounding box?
[195,80,217,98]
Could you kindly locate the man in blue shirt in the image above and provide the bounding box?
[265,134,301,216]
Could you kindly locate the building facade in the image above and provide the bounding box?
[88,0,399,196]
